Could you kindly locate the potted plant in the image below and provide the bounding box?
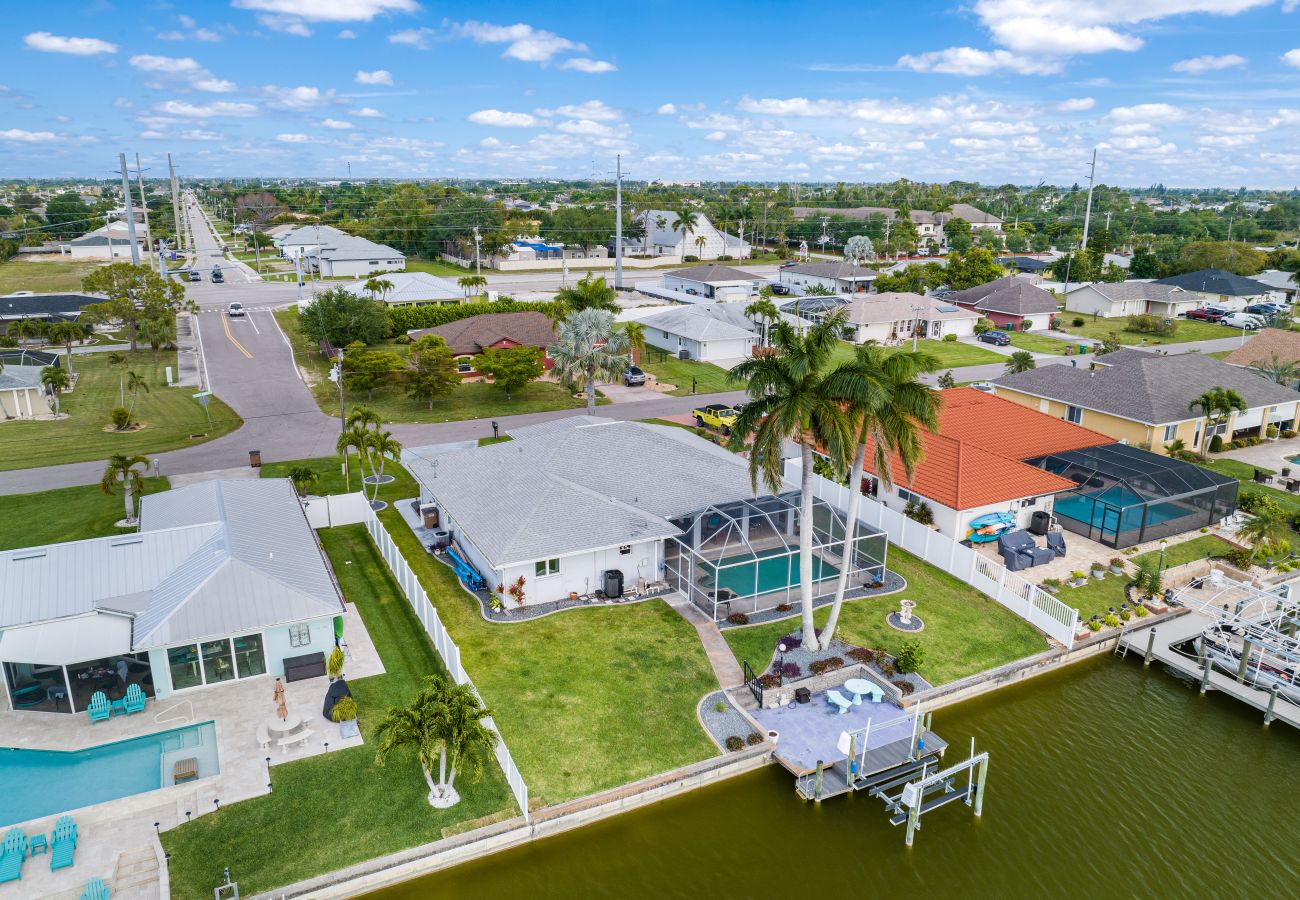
[1109,557,1125,575]
[1090,562,1107,580]
[1069,570,1089,588]
[330,696,359,738]
[326,646,345,682]
[1041,578,1062,595]
[489,593,504,614]
[506,575,526,607]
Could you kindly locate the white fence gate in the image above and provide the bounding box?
[786,460,1079,649]
[362,510,531,820]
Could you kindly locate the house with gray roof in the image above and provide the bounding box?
[948,275,1059,330]
[1064,281,1198,320]
[1155,268,1273,311]
[619,302,761,363]
[778,260,878,294]
[1250,269,1299,302]
[0,292,102,324]
[831,292,981,344]
[0,479,344,715]
[339,271,462,308]
[663,264,763,300]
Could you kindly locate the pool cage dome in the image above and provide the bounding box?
[664,491,887,622]
[1029,443,1239,549]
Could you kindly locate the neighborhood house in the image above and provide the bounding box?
[820,292,981,344]
[407,311,556,378]
[662,264,764,300]
[1064,282,1198,320]
[947,275,1059,331]
[778,261,878,294]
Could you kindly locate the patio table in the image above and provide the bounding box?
[265,709,303,737]
[110,698,128,716]
[843,678,881,705]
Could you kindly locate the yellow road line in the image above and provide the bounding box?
[221,312,253,359]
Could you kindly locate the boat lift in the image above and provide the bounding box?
[879,740,990,847]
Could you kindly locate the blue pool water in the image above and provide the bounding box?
[703,548,837,598]
[1054,486,1185,535]
[1,721,218,827]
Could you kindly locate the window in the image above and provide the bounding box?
[233,633,266,678]
[619,545,631,555]
[1163,424,1178,442]
[288,623,312,648]
[456,358,473,374]
[168,645,202,691]
[1207,421,1229,437]
[201,639,235,684]
[897,488,917,503]
[368,260,378,265]
[1065,405,1083,424]
[534,558,560,577]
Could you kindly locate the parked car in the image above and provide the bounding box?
[623,365,645,387]
[692,403,739,435]
[969,381,995,393]
[1245,303,1286,316]
[1221,312,1266,329]
[768,282,791,295]
[977,330,1011,345]
[1185,306,1227,322]
[187,270,201,283]
[227,302,245,317]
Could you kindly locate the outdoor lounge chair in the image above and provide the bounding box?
[49,818,76,871]
[123,684,146,714]
[1046,531,1067,558]
[80,876,111,900]
[825,690,852,715]
[997,531,1054,571]
[86,692,110,723]
[11,683,45,708]
[0,828,27,883]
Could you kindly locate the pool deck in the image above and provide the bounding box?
[750,695,918,774]
[0,599,383,899]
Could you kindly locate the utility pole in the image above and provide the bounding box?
[614,153,624,289]
[1080,147,1097,253]
[118,152,141,266]
[739,218,745,260]
[473,225,482,277]
[134,153,154,271]
[168,153,183,253]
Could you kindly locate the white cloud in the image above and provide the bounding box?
[338,29,357,39]
[1057,97,1096,111]
[352,106,385,118]
[963,120,1038,136]
[657,103,677,115]
[264,85,335,110]
[155,100,259,118]
[560,58,616,73]
[1111,122,1156,135]
[1107,102,1185,123]
[129,55,236,93]
[554,119,629,139]
[355,69,393,85]
[704,131,727,142]
[811,142,863,160]
[320,118,353,129]
[1197,133,1255,147]
[23,32,117,55]
[897,47,1061,76]
[276,133,311,142]
[1172,53,1247,74]
[258,15,312,37]
[449,20,585,63]
[549,100,621,121]
[1284,49,1300,68]
[468,108,538,127]
[389,27,434,48]
[0,128,57,142]
[232,0,419,21]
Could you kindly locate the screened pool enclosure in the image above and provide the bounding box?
[1028,444,1239,549]
[665,491,888,621]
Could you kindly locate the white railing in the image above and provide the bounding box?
[786,461,1079,649]
[362,510,531,821]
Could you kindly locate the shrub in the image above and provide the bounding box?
[776,602,792,613]
[1072,317,1085,327]
[879,659,897,677]
[777,634,801,651]
[903,497,934,526]
[326,647,345,680]
[727,612,749,625]
[780,661,802,680]
[1125,313,1177,336]
[1135,605,1150,617]
[1208,434,1224,453]
[892,679,915,696]
[896,640,925,674]
[716,254,733,261]
[1041,578,1062,591]
[942,333,958,342]
[109,406,131,430]
[713,700,727,713]
[1109,557,1125,569]
[1120,609,1132,621]
[1102,613,1121,628]
[847,647,875,665]
[974,317,994,334]
[725,736,744,752]
[1087,620,1102,632]
[808,656,845,675]
[758,673,781,689]
[746,732,764,746]
[684,254,700,262]
[1225,547,1254,570]
[1284,430,1297,439]
[330,696,358,723]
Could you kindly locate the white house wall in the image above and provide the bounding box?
[498,539,663,605]
[874,482,1057,542]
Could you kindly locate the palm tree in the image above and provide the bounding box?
[364,277,395,302]
[694,233,708,259]
[728,310,857,647]
[672,208,700,260]
[287,465,319,498]
[46,321,84,375]
[1163,437,1187,459]
[1189,386,1246,448]
[1248,352,1299,388]
[621,320,646,364]
[1238,500,1291,561]
[555,273,617,314]
[137,317,175,357]
[364,429,402,502]
[456,275,487,300]
[336,425,369,492]
[374,676,497,808]
[1004,351,1036,374]
[549,308,631,416]
[125,371,150,420]
[818,343,941,649]
[101,454,149,524]
[40,366,70,417]
[745,297,782,348]
[802,284,836,297]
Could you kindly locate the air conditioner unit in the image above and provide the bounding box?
[678,348,690,360]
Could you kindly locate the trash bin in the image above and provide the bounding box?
[1078,344,1088,354]
[422,505,439,529]
[249,449,262,468]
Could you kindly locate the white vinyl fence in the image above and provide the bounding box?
[786,460,1079,649]
[362,509,531,820]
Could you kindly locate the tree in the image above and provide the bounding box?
[336,424,369,493]
[137,316,175,356]
[44,192,92,239]
[299,288,389,347]
[373,675,497,808]
[695,234,708,258]
[1048,250,1102,284]
[287,465,319,498]
[45,320,86,375]
[456,275,487,299]
[671,208,701,258]
[82,263,191,352]
[101,454,149,524]
[555,273,618,314]
[363,277,394,303]
[621,320,646,363]
[745,298,782,347]
[802,283,836,297]
[1189,386,1246,444]
[549,308,630,416]
[541,206,615,252]
[945,217,973,252]
[728,310,857,647]
[343,347,404,400]
[234,191,287,226]
[1247,352,1299,388]
[1004,351,1036,374]
[406,335,459,409]
[844,235,874,265]
[365,429,402,499]
[1237,498,1291,560]
[1176,240,1266,276]
[819,343,941,649]
[41,365,69,416]
[945,247,1005,290]
[937,370,956,389]
[1129,248,1161,279]
[475,346,544,399]
[124,370,150,421]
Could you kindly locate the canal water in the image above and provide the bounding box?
[368,657,1300,899]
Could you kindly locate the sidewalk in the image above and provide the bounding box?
[664,593,745,688]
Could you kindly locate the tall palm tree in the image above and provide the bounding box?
[1004,351,1036,374]
[101,454,149,524]
[364,277,395,302]
[672,208,700,260]
[125,370,150,420]
[287,465,319,498]
[555,273,617,314]
[40,366,70,417]
[336,424,369,492]
[694,233,708,259]
[621,320,646,364]
[365,430,402,502]
[818,344,941,648]
[549,308,631,416]
[1247,352,1299,388]
[435,679,498,805]
[728,310,856,647]
[745,297,782,348]
[46,321,84,375]
[1189,386,1246,447]
[456,274,487,300]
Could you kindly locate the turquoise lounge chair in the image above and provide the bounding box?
[0,827,27,883]
[123,684,146,714]
[86,692,110,723]
[11,683,45,708]
[49,818,76,871]
[80,876,111,900]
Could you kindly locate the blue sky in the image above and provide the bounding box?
[7,0,1300,186]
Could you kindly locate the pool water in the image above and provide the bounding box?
[703,547,837,598]
[1,721,219,827]
[1054,486,1184,534]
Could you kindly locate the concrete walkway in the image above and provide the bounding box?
[664,593,745,689]
[1221,435,1300,471]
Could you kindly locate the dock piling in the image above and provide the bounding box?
[814,760,823,803]
[1266,684,1280,726]
[1236,639,1253,684]
[1143,629,1156,666]
[1200,655,1213,694]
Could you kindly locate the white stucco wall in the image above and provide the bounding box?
[497,539,663,605]
[263,616,337,676]
[871,481,1057,542]
[319,257,407,278]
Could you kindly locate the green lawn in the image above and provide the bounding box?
[276,308,593,424]
[406,257,476,278]
[1200,457,1300,517]
[1055,316,1236,346]
[1058,535,1236,620]
[1008,331,1073,354]
[1207,350,1233,360]
[641,354,736,396]
[0,477,170,550]
[0,349,241,471]
[0,258,105,293]
[723,548,1048,685]
[161,525,515,899]
[259,456,420,502]
[828,339,1007,370]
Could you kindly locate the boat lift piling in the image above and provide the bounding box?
[887,739,990,848]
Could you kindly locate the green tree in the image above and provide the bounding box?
[44,192,92,239]
[555,273,618,314]
[1247,352,1299,387]
[363,277,394,303]
[343,347,404,400]
[456,275,487,299]
[300,288,389,347]
[621,320,646,362]
[1237,498,1291,560]
[364,429,402,500]
[745,297,782,348]
[671,207,701,258]
[945,246,1005,291]
[819,343,941,648]
[944,217,973,252]
[81,263,192,352]
[287,465,319,498]
[137,316,176,356]
[937,370,956,389]
[1129,248,1161,279]
[1189,386,1246,445]
[45,320,86,375]
[541,206,615,251]
[124,370,150,421]
[728,309,857,647]
[475,345,544,399]
[40,365,70,416]
[1176,240,1266,276]
[549,308,630,416]
[100,453,149,524]
[406,335,460,409]
[1004,351,1036,374]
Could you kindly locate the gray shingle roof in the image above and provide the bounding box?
[342,271,460,304]
[631,304,757,342]
[994,350,1300,424]
[1072,281,1191,302]
[948,276,1059,316]
[669,264,763,283]
[403,417,785,568]
[1156,268,1272,297]
[784,261,879,279]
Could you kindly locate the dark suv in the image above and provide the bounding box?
[977,330,1011,345]
[623,365,645,387]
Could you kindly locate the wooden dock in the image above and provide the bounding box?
[1118,613,1300,730]
[792,732,948,801]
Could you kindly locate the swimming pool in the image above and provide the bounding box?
[702,547,837,598]
[1054,486,1186,535]
[1,721,219,827]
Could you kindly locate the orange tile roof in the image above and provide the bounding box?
[936,387,1115,458]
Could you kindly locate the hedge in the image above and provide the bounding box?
[386,299,562,337]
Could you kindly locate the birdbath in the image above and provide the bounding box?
[887,599,924,633]
[899,600,916,625]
